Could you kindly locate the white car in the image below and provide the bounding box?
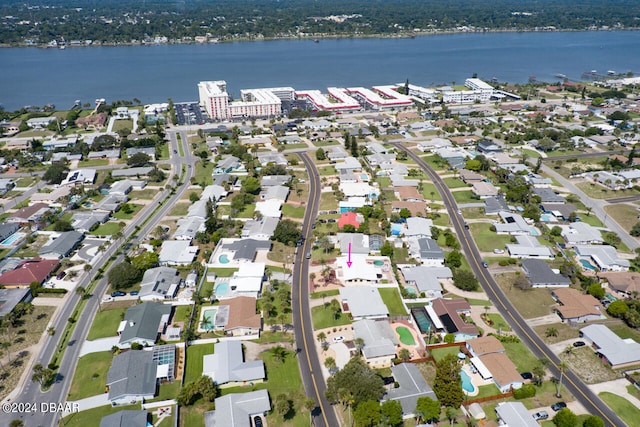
[493,248,505,254]
[332,336,345,343]
[101,296,114,303]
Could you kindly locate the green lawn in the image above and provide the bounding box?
[502,340,539,372]
[319,192,337,210]
[169,203,191,217]
[89,221,124,236]
[237,203,255,218]
[469,223,514,252]
[378,287,407,316]
[112,119,133,132]
[311,305,352,330]
[443,177,469,189]
[319,166,336,176]
[62,404,140,427]
[422,155,448,171]
[576,182,640,200]
[87,307,126,340]
[432,212,451,227]
[310,289,340,299]
[577,214,604,227]
[430,346,461,362]
[312,140,340,147]
[282,204,305,219]
[208,267,238,277]
[420,183,442,201]
[79,158,109,167]
[67,351,113,400]
[113,203,143,220]
[185,343,214,384]
[485,313,511,332]
[598,392,640,426]
[174,305,193,324]
[194,161,214,186]
[452,190,477,204]
[130,188,159,200]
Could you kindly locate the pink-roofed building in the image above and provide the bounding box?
[338,212,361,229]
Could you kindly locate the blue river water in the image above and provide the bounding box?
[1,31,639,110]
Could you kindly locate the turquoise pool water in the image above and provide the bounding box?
[460,369,476,393]
[214,282,230,297]
[201,308,217,330]
[0,232,26,245]
[405,287,417,295]
[540,213,554,222]
[580,259,597,271]
[411,308,432,333]
[529,228,540,236]
[218,254,230,264]
[373,260,385,266]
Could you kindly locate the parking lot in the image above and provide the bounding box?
[174,102,210,125]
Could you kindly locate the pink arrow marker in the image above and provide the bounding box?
[346,242,353,268]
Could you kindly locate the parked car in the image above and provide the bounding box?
[101,296,114,303]
[129,291,139,296]
[520,372,533,380]
[305,252,311,259]
[573,340,586,348]
[493,248,505,254]
[253,416,263,427]
[56,271,67,280]
[551,402,567,412]
[333,336,345,343]
[111,291,126,297]
[533,411,549,421]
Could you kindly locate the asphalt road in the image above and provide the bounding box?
[0,129,194,427]
[392,142,625,427]
[292,152,338,427]
[540,150,630,162]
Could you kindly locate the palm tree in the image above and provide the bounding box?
[1,341,11,363]
[353,337,365,355]
[556,361,568,398]
[75,286,86,299]
[200,316,212,331]
[338,388,354,427]
[545,327,558,338]
[270,345,288,363]
[304,398,316,426]
[47,327,55,336]
[324,357,336,372]
[317,332,326,343]
[399,348,411,362]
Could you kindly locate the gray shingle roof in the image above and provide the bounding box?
[521,259,571,286]
[385,363,436,416]
[119,302,172,346]
[204,389,271,427]
[353,319,398,359]
[222,239,271,261]
[203,341,265,385]
[38,231,84,258]
[106,351,157,402]
[100,410,148,427]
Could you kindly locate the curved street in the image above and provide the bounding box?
[291,152,338,427]
[393,142,625,427]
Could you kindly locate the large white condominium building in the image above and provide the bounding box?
[198,80,294,120]
[441,78,496,104]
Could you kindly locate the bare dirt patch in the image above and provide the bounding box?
[534,322,580,344]
[494,272,557,319]
[560,347,622,384]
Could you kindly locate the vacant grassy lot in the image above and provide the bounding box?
[318,165,336,176]
[534,322,580,345]
[184,343,214,384]
[420,183,442,201]
[502,340,540,372]
[67,351,113,400]
[604,203,638,232]
[452,190,477,204]
[311,305,352,330]
[319,192,338,210]
[485,313,511,332]
[89,221,124,236]
[429,346,462,362]
[469,223,514,252]
[282,204,305,219]
[169,202,191,217]
[193,161,214,186]
[494,272,556,319]
[561,346,621,384]
[422,155,448,171]
[598,392,640,426]
[113,203,143,220]
[378,287,407,316]
[576,182,640,200]
[443,177,469,189]
[577,213,605,227]
[87,307,126,340]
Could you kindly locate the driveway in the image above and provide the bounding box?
[79,337,119,357]
[65,393,110,414]
[331,342,351,370]
[527,313,562,327]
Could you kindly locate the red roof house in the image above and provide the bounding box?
[0,258,60,288]
[338,212,361,229]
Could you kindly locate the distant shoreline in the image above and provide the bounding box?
[1,27,638,49]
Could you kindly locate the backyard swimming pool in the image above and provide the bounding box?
[218,254,230,264]
[411,308,432,334]
[460,368,476,394]
[373,260,385,267]
[0,232,26,246]
[200,307,217,331]
[580,259,597,271]
[214,282,230,297]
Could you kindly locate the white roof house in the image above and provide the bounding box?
[401,266,452,298]
[61,169,96,186]
[173,217,206,241]
[139,266,180,301]
[560,223,604,245]
[158,241,198,266]
[204,389,270,427]
[495,211,531,235]
[352,319,398,367]
[403,217,433,238]
[336,255,378,284]
[203,340,265,386]
[495,402,539,427]
[241,217,279,240]
[339,286,389,320]
[574,245,630,271]
[255,200,282,218]
[336,233,370,254]
[505,235,555,259]
[339,182,379,198]
[225,262,266,298]
[580,324,640,368]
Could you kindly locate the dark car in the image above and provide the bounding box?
[520,372,533,380]
[111,291,126,297]
[551,402,567,412]
[482,261,489,268]
[253,416,263,427]
[573,341,586,348]
[129,291,139,296]
[173,149,178,154]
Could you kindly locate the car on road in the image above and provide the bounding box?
[572,340,586,348]
[101,296,114,303]
[551,402,567,412]
[253,415,263,427]
[129,291,139,296]
[173,149,178,154]
[305,252,311,259]
[332,336,345,343]
[520,372,533,380]
[481,261,489,268]
[493,248,505,254]
[457,209,462,214]
[533,411,549,421]
[111,291,126,297]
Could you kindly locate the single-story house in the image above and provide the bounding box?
[139,267,180,301]
[100,410,148,427]
[38,231,84,260]
[559,223,604,246]
[106,350,157,406]
[495,402,539,427]
[384,363,437,418]
[352,319,399,368]
[408,237,444,266]
[0,258,59,288]
[574,245,630,272]
[215,296,262,336]
[7,203,51,223]
[521,259,571,287]
[203,340,265,387]
[240,217,279,240]
[336,255,379,285]
[597,272,640,298]
[401,266,451,298]
[0,287,33,318]
[551,288,604,323]
[471,181,499,198]
[204,389,270,427]
[580,324,640,369]
[403,217,433,238]
[495,211,531,235]
[158,241,199,266]
[466,336,523,393]
[506,235,554,259]
[339,286,389,320]
[429,298,478,341]
[117,302,173,348]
